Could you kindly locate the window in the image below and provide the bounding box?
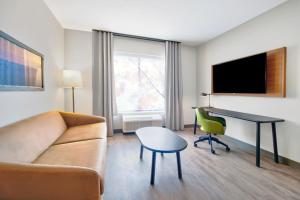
[114,52,165,112]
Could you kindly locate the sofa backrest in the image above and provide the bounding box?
[0,111,67,163]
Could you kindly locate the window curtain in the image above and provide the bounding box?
[165,41,184,130]
[92,30,116,136]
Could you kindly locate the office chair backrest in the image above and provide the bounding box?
[195,107,209,127]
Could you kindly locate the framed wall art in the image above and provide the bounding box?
[0,31,44,91]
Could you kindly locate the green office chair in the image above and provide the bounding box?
[194,107,230,154]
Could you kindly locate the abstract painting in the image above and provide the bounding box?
[0,31,44,91]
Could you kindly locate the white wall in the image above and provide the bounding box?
[197,0,300,162]
[0,0,64,126]
[64,29,93,114]
[64,29,197,127]
[182,45,197,125]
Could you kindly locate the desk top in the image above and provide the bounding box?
[136,127,188,153]
[192,107,285,123]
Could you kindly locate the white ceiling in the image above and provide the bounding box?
[44,0,287,45]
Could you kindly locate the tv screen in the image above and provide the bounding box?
[212,53,267,94]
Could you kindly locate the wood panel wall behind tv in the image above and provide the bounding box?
[266,47,286,97]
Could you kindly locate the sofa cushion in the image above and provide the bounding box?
[59,112,106,128]
[54,123,107,145]
[33,139,106,194]
[0,111,67,163]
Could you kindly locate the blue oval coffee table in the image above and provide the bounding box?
[136,127,188,185]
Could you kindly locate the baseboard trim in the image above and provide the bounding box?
[114,129,136,134]
[184,124,195,128]
[113,129,123,134]
[223,135,300,169]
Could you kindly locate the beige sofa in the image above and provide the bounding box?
[0,111,107,200]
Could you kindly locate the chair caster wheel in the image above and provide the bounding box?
[194,143,197,147]
[226,147,230,152]
[211,149,215,154]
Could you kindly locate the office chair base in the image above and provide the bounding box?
[194,134,230,154]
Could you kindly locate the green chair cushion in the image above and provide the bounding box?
[196,107,226,135]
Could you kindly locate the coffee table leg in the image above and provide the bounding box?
[140,145,144,159]
[176,152,182,179]
[150,152,156,185]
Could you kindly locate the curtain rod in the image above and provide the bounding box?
[113,32,168,43]
[92,29,180,43]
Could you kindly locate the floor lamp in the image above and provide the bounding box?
[63,70,82,113]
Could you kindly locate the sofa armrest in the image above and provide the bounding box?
[0,162,101,200]
[59,111,106,128]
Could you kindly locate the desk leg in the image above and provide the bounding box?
[176,152,182,179]
[193,114,197,135]
[150,152,156,185]
[140,145,144,160]
[272,123,279,163]
[256,122,261,167]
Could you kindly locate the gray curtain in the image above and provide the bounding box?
[92,30,116,136]
[165,41,184,130]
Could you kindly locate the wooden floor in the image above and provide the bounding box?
[104,128,300,200]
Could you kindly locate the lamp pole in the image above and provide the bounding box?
[72,87,75,113]
[63,69,82,113]
[201,92,211,108]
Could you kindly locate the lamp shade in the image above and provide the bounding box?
[63,70,82,88]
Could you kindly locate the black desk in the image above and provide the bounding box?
[192,107,285,167]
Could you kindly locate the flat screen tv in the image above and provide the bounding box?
[212,53,267,94]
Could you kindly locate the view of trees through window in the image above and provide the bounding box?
[114,52,165,112]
